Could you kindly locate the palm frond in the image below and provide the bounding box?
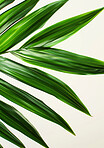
[0,0,103,147]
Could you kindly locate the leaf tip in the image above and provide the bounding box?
[72,131,76,136]
[66,126,76,136]
[84,109,92,117]
[95,7,104,14]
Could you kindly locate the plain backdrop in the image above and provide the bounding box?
[0,0,104,148]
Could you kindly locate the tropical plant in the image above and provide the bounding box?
[0,0,104,147]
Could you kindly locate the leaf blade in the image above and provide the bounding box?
[0,0,40,33]
[0,78,75,134]
[22,7,104,48]
[0,0,69,53]
[0,0,15,9]
[0,122,25,148]
[11,47,104,75]
[0,100,48,148]
[0,56,91,116]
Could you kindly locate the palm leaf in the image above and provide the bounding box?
[0,56,90,116]
[0,78,75,134]
[0,0,103,147]
[0,100,48,148]
[0,0,15,9]
[0,0,39,33]
[0,0,69,53]
[11,47,104,75]
[0,122,25,148]
[21,7,104,48]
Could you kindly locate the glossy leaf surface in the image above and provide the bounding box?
[0,56,90,116]
[0,0,69,53]
[0,101,48,148]
[12,47,104,75]
[0,0,15,9]
[0,78,74,134]
[0,122,25,148]
[0,0,39,33]
[22,7,104,48]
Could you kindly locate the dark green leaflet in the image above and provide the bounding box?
[0,0,39,33]
[0,144,3,148]
[0,56,90,116]
[0,78,74,134]
[0,100,48,148]
[0,0,15,9]
[22,7,104,48]
[0,122,25,148]
[0,0,69,53]
[12,47,104,75]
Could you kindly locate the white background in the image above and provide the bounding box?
[0,0,104,148]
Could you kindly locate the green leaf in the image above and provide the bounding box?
[0,78,75,134]
[0,0,39,34]
[0,144,3,148]
[0,0,69,53]
[12,47,104,75]
[0,56,91,116]
[22,7,104,48]
[0,0,15,9]
[0,122,25,148]
[0,100,48,148]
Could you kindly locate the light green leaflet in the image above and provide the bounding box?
[0,56,90,116]
[0,122,25,148]
[0,100,48,148]
[0,0,69,53]
[21,7,104,48]
[0,0,39,33]
[12,47,104,75]
[0,78,74,134]
[0,0,15,9]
